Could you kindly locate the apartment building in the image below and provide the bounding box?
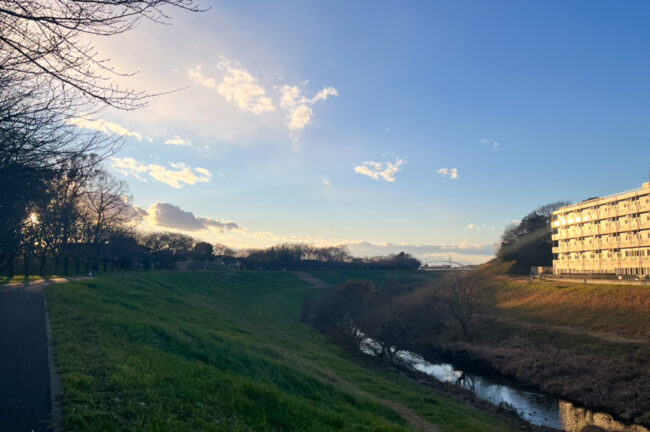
[552,182,650,276]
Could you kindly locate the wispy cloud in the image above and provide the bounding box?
[279,84,338,131]
[480,138,499,149]
[465,223,496,232]
[187,65,217,88]
[110,157,212,189]
[437,168,459,179]
[321,176,332,187]
[354,157,405,182]
[164,135,191,146]
[67,116,144,141]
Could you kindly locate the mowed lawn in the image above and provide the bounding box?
[47,271,513,432]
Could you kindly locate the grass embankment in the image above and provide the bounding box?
[48,271,514,432]
[476,270,650,426]
[488,276,650,340]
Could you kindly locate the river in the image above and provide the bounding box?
[360,338,648,432]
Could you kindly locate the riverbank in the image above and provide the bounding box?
[304,266,650,429]
[472,264,650,427]
[415,264,650,428]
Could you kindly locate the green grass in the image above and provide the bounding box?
[307,270,438,287]
[48,270,514,432]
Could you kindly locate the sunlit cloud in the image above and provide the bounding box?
[142,202,241,232]
[67,116,144,141]
[480,138,499,149]
[164,135,191,146]
[437,168,458,179]
[187,65,217,88]
[188,58,275,115]
[354,157,405,182]
[279,84,338,131]
[110,157,212,189]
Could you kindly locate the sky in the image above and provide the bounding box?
[73,0,650,264]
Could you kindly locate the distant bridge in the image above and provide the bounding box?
[421,259,474,269]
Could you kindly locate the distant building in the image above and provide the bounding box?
[552,182,650,277]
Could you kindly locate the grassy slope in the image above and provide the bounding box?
[47,271,513,432]
[471,262,650,340]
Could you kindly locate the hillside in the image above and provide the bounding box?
[47,271,515,432]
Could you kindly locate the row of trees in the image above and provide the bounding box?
[1,0,202,277]
[1,0,422,278]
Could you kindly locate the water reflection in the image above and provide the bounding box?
[360,338,648,432]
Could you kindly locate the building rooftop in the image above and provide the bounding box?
[553,182,650,215]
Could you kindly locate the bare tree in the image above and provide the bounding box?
[440,274,484,338]
[0,0,203,109]
[81,170,138,244]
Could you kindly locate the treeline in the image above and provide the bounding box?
[242,245,421,271]
[496,201,570,273]
[4,222,423,277]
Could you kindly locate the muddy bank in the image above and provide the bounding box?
[416,337,650,428]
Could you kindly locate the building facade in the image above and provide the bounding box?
[552,182,650,276]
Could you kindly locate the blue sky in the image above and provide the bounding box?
[75,0,650,264]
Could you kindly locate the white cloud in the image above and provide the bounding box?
[354,157,405,183]
[321,177,332,187]
[188,59,275,115]
[187,65,217,88]
[466,223,480,231]
[67,116,144,141]
[437,168,459,179]
[164,135,191,146]
[480,138,499,149]
[142,202,241,233]
[279,84,338,131]
[110,157,212,189]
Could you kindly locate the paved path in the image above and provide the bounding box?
[0,283,53,432]
[291,272,332,289]
[0,277,85,431]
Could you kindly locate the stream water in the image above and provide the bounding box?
[360,339,648,432]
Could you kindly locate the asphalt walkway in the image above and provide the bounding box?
[0,283,53,432]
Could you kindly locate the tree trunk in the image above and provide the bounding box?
[75,257,80,274]
[64,255,69,276]
[39,255,47,277]
[23,253,30,279]
[459,320,468,338]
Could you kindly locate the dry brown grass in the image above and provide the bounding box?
[474,261,650,339]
